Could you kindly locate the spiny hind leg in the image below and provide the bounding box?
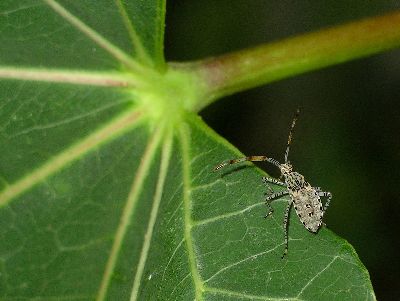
[317,191,332,213]
[262,176,287,218]
[281,200,293,259]
[263,190,289,218]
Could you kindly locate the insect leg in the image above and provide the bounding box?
[281,200,293,259]
[214,156,280,171]
[264,182,274,197]
[265,190,289,201]
[264,190,289,218]
[262,176,286,187]
[318,191,332,213]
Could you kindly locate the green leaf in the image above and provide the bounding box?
[0,0,165,70]
[0,1,376,300]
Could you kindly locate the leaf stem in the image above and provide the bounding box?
[174,10,400,110]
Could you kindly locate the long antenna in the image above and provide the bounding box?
[284,108,300,163]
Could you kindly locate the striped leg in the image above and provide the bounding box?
[214,156,281,171]
[262,176,287,187]
[281,200,293,259]
[318,191,332,213]
[262,176,287,218]
[264,190,289,218]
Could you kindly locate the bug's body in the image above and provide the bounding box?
[280,164,324,233]
[214,109,332,258]
[289,178,323,232]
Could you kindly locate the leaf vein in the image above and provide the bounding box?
[193,198,287,227]
[204,287,302,301]
[204,243,284,283]
[43,0,148,75]
[169,272,191,299]
[0,67,138,87]
[130,130,173,300]
[296,256,338,297]
[179,125,205,300]
[162,238,185,282]
[114,0,152,65]
[10,99,130,138]
[96,124,164,301]
[0,110,143,206]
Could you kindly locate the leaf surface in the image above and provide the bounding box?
[0,1,375,300]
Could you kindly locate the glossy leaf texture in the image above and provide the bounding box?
[0,1,375,300]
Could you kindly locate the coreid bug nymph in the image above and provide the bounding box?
[214,109,332,258]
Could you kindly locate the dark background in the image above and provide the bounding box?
[165,1,400,300]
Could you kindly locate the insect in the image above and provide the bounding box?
[214,109,332,258]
